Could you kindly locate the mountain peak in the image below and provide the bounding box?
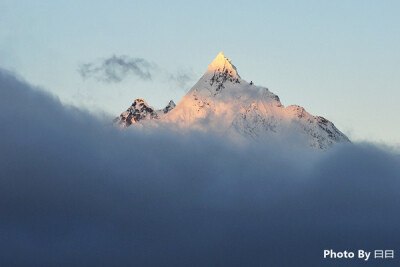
[163,100,176,114]
[207,52,240,79]
[115,98,176,127]
[115,53,350,149]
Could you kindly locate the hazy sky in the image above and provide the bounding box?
[1,0,399,146]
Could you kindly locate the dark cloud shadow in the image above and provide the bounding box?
[0,69,399,266]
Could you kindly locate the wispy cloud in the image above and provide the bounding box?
[79,55,154,83]
[79,55,196,91]
[169,70,196,92]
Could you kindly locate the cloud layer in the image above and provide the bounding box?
[1,69,399,266]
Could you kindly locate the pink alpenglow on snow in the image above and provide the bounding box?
[115,52,349,149]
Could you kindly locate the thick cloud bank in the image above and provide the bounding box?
[0,69,399,266]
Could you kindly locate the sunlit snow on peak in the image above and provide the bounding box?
[207,52,240,79]
[115,52,350,149]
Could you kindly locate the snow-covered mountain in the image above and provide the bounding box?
[115,99,175,127]
[115,52,349,149]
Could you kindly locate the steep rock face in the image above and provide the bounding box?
[115,98,175,127]
[115,52,350,149]
[207,52,241,93]
[162,100,176,114]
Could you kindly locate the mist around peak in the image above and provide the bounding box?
[116,53,349,149]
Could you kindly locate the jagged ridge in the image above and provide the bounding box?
[115,98,175,127]
[115,52,350,149]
